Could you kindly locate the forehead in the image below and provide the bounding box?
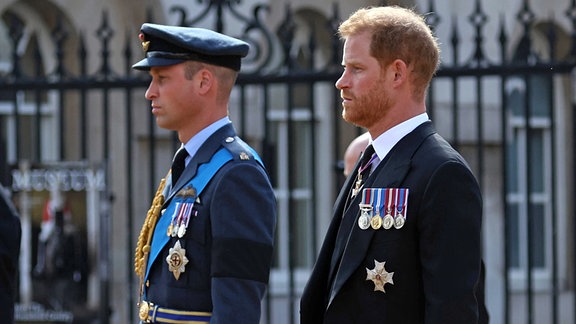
[342,31,373,63]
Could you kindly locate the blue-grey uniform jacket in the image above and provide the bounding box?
[144,124,276,323]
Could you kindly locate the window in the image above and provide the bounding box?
[505,75,553,290]
[268,106,315,275]
[0,11,58,164]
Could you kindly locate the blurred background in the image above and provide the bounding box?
[0,0,574,323]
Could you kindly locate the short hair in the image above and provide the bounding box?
[183,61,238,102]
[338,6,440,100]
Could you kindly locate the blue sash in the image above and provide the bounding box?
[145,148,234,281]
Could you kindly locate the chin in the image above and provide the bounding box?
[341,106,351,120]
[155,119,171,130]
[342,110,356,124]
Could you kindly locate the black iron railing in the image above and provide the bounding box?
[1,0,575,323]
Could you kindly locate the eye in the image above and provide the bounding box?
[346,67,361,75]
[155,75,167,84]
[343,64,362,74]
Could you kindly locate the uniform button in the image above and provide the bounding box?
[225,137,234,143]
[146,280,150,287]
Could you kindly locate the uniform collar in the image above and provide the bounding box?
[181,117,231,164]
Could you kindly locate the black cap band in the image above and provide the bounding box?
[146,51,242,71]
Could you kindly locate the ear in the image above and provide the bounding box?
[197,69,213,95]
[389,59,408,85]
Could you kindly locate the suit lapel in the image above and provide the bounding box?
[327,158,365,282]
[146,124,236,273]
[328,122,436,306]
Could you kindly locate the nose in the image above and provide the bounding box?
[335,70,348,90]
[145,81,156,100]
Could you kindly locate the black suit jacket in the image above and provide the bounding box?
[0,184,21,324]
[301,122,488,323]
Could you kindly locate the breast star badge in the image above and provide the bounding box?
[166,240,189,280]
[366,260,394,292]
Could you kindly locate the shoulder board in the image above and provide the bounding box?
[221,136,263,165]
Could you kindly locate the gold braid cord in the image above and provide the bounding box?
[134,177,167,288]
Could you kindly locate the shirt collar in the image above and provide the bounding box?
[180,117,231,164]
[371,112,429,162]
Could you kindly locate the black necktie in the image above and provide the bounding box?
[171,148,188,184]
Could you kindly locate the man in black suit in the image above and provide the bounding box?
[300,6,488,323]
[0,183,22,323]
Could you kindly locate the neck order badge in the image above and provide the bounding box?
[351,145,376,198]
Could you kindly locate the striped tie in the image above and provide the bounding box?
[351,144,375,198]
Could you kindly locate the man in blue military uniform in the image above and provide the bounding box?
[132,24,277,324]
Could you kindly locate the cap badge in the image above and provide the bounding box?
[139,33,150,52]
[366,260,394,293]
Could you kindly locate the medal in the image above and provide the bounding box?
[352,153,377,198]
[165,208,174,236]
[177,224,186,238]
[371,188,385,230]
[383,188,395,229]
[366,259,394,293]
[352,177,362,198]
[394,188,408,229]
[169,201,194,237]
[383,213,394,229]
[370,214,382,229]
[177,203,193,238]
[358,212,370,230]
[358,189,374,230]
[394,214,405,229]
[169,202,181,237]
[166,240,189,280]
[358,204,373,231]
